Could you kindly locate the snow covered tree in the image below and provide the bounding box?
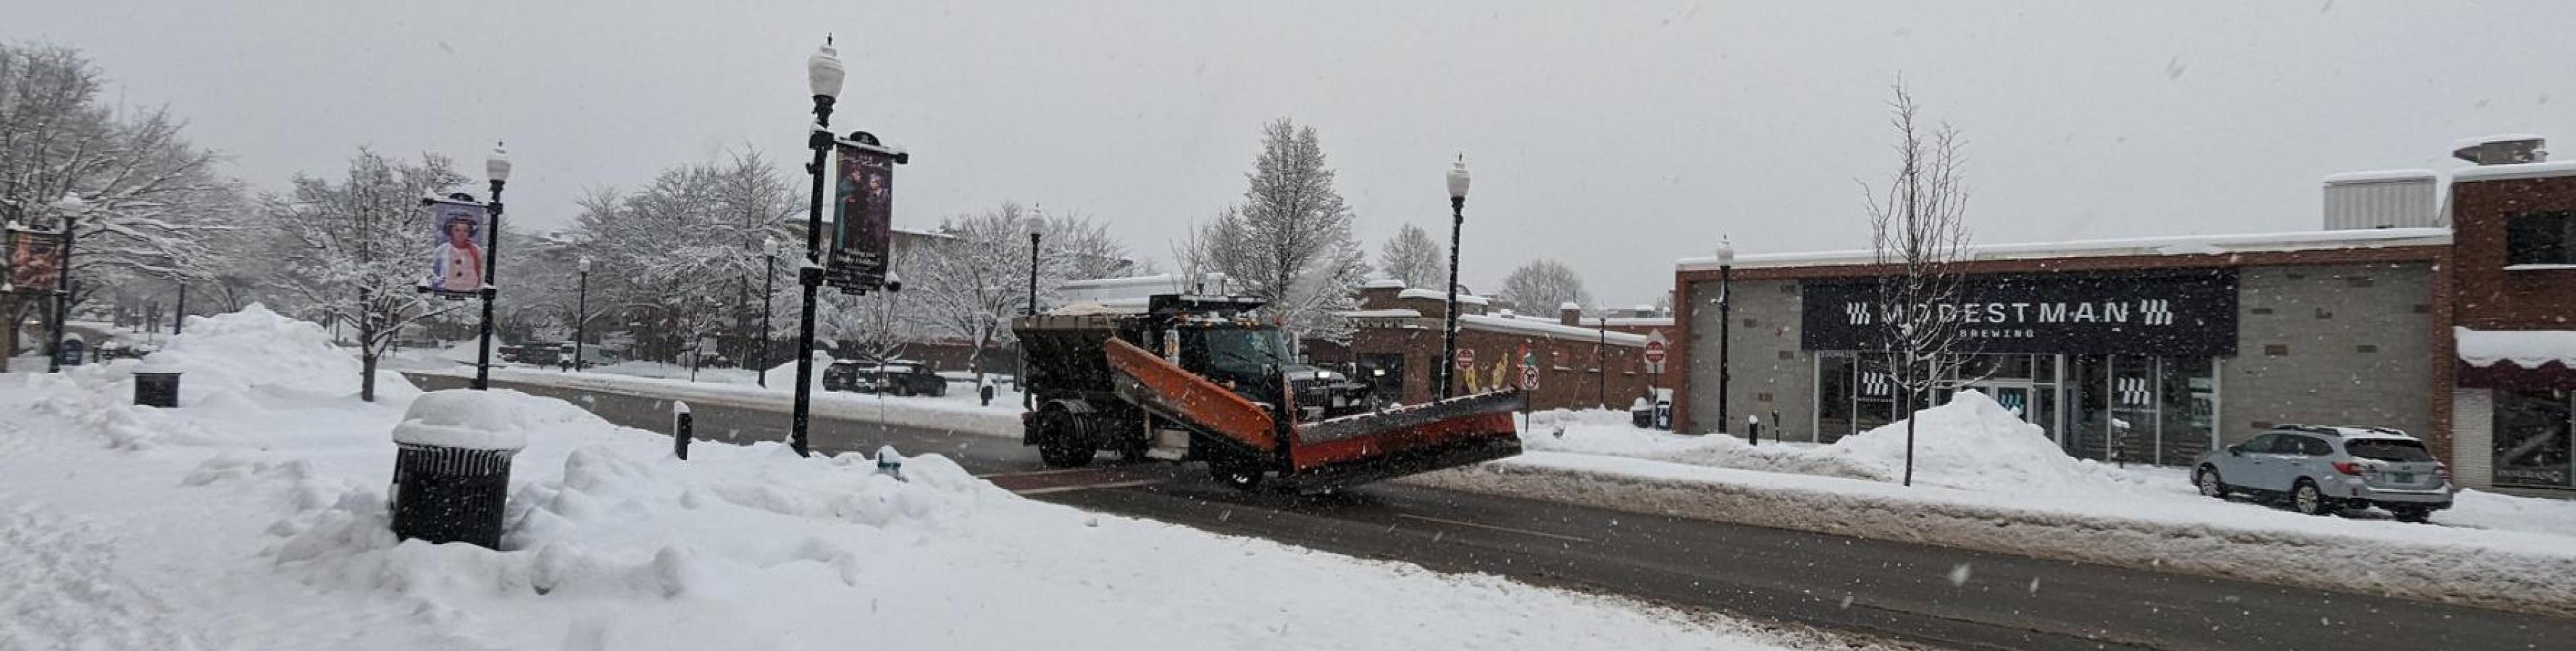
[565,149,798,364]
[1861,82,1975,487]
[1498,259,1590,316]
[259,148,470,401]
[0,43,238,357]
[1039,208,1135,281]
[909,202,1066,382]
[1186,119,1370,346]
[1377,222,1445,290]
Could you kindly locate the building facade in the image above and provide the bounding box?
[1670,138,2576,494]
[1344,282,1670,412]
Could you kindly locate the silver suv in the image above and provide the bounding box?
[2192,425,2454,522]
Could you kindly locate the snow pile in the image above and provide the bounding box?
[143,303,403,401]
[1829,391,2154,493]
[1521,391,2152,494]
[388,389,564,450]
[0,306,1830,651]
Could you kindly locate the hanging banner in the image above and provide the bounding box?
[424,199,489,299]
[828,140,898,292]
[6,227,63,294]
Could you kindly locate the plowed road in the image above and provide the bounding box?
[412,374,2573,651]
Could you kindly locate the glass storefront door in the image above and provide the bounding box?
[2494,389,2574,489]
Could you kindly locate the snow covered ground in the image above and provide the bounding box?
[1405,394,2576,616]
[0,306,1856,650]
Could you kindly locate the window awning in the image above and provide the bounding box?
[2457,328,2576,369]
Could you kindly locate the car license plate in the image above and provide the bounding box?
[2392,473,2414,484]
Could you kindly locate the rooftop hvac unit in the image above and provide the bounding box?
[2321,170,2440,230]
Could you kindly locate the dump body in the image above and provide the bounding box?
[1013,294,1521,490]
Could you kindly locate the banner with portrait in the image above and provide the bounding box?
[828,141,897,292]
[424,199,489,299]
[6,226,63,294]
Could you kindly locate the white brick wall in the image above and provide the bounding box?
[2452,389,2493,489]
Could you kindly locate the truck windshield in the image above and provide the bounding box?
[1202,328,1283,376]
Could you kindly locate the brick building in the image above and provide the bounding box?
[1344,281,1672,412]
[1668,136,2576,495]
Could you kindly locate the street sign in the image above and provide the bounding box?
[1517,346,1538,391]
[1643,330,1669,374]
[1454,348,1474,370]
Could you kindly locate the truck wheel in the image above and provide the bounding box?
[1034,408,1095,469]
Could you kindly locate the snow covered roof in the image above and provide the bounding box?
[2452,160,2576,182]
[1676,227,2451,271]
[1054,273,1230,304]
[1460,314,1649,347]
[1558,301,1582,311]
[1397,288,1489,305]
[1362,278,1408,290]
[1339,309,1424,318]
[2457,327,2576,369]
[1603,317,1674,328]
[2322,169,2438,185]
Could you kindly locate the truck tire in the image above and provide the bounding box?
[1034,407,1095,469]
[1208,457,1263,490]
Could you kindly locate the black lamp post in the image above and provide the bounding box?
[573,256,592,370]
[789,38,845,458]
[44,195,83,374]
[1022,227,1041,411]
[1714,237,1734,435]
[1438,156,1470,399]
[172,282,186,336]
[758,236,778,387]
[472,143,512,390]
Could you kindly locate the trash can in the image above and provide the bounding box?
[134,370,181,408]
[1630,397,1654,429]
[1652,398,1673,431]
[387,390,529,549]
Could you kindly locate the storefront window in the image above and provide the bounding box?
[2070,355,2108,459]
[1855,356,1896,436]
[1817,355,1854,443]
[2158,357,2215,463]
[2493,389,2574,488]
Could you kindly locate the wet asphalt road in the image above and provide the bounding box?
[412,373,2576,651]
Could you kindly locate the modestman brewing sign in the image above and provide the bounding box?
[1800,269,2238,357]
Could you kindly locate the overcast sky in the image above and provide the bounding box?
[11,1,2575,307]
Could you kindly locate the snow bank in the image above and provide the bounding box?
[1521,391,2152,494]
[31,304,419,449]
[142,303,413,402]
[0,308,1830,650]
[388,390,555,450]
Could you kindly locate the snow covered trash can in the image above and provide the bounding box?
[134,368,181,408]
[387,390,530,549]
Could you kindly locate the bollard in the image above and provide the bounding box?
[134,370,182,408]
[672,401,693,460]
[1748,414,1762,445]
[875,444,904,480]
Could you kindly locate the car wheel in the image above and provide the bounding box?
[2390,507,2432,524]
[2292,479,2335,516]
[2195,466,2230,499]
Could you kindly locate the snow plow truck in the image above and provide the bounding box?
[1013,294,1524,490]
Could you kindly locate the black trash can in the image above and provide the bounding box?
[388,444,515,549]
[1630,399,1654,429]
[134,371,181,408]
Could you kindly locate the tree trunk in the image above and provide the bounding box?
[361,351,380,403]
[1901,391,1917,487]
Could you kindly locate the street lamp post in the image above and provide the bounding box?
[759,236,778,387]
[45,195,83,374]
[1022,228,1041,411]
[1439,156,1470,399]
[472,143,512,390]
[172,282,186,336]
[789,38,845,458]
[574,256,592,370]
[1714,237,1735,435]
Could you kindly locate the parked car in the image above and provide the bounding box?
[2192,425,2453,522]
[822,359,949,397]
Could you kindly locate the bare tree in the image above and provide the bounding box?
[1039,208,1135,280]
[1497,258,1590,315]
[1860,82,1975,487]
[1185,118,1370,346]
[1377,222,1445,290]
[260,148,470,401]
[0,43,237,357]
[910,202,1067,382]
